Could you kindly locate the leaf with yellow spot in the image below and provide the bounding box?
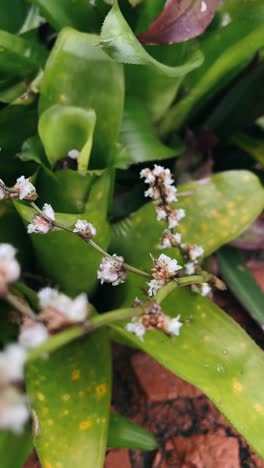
[26,330,111,468]
[110,170,264,458]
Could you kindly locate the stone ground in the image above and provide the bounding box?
[24,262,264,468]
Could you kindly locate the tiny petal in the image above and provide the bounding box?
[0,179,5,200]
[192,282,211,296]
[166,315,183,336]
[189,245,204,261]
[73,219,96,240]
[19,322,49,349]
[185,262,195,276]
[65,293,88,322]
[0,388,29,434]
[159,231,182,249]
[0,243,20,287]
[14,176,37,201]
[140,168,155,184]
[38,287,89,324]
[0,344,26,384]
[147,279,161,297]
[68,149,80,159]
[126,320,146,341]
[38,287,60,309]
[155,205,167,221]
[42,203,55,221]
[97,254,127,286]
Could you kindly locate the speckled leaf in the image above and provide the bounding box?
[39,28,124,169]
[111,170,264,305]
[218,246,264,329]
[100,1,203,78]
[14,203,111,295]
[26,329,111,468]
[159,0,264,134]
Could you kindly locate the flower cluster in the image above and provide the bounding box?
[0,244,20,295]
[27,203,55,234]
[97,254,127,286]
[148,254,182,296]
[73,219,96,240]
[126,301,182,341]
[0,344,29,433]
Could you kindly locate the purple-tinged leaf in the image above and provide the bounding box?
[139,0,221,45]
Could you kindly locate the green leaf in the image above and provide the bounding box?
[29,0,101,32]
[39,28,124,169]
[112,286,264,459]
[231,133,264,168]
[0,30,47,80]
[39,104,96,171]
[159,0,264,134]
[218,246,264,329]
[0,0,29,33]
[26,329,111,468]
[116,98,180,169]
[108,413,158,450]
[0,428,32,468]
[14,203,111,295]
[100,1,203,78]
[111,170,264,305]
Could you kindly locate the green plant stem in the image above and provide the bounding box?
[154,273,212,303]
[30,202,151,280]
[5,291,36,319]
[27,306,144,361]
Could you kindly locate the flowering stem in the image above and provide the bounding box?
[27,306,144,361]
[5,291,36,319]
[154,273,212,304]
[30,202,151,280]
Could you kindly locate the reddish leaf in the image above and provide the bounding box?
[139,0,221,45]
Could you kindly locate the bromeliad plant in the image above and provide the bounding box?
[0,0,264,466]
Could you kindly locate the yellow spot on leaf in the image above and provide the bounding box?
[72,370,80,381]
[63,409,69,416]
[211,210,220,218]
[47,419,54,426]
[240,215,249,223]
[63,394,70,401]
[96,384,107,397]
[240,342,246,349]
[203,336,210,342]
[43,461,52,468]
[79,391,85,398]
[227,202,235,209]
[80,420,92,430]
[59,94,67,103]
[201,313,206,319]
[233,379,243,393]
[37,393,45,401]
[255,404,263,413]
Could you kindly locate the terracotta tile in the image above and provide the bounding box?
[163,433,240,468]
[131,353,202,402]
[105,449,131,468]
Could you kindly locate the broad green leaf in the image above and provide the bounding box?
[116,98,180,168]
[100,1,203,78]
[29,0,101,32]
[14,203,111,295]
[218,246,264,329]
[108,413,158,450]
[0,428,32,468]
[26,329,111,468]
[0,0,29,33]
[18,136,48,168]
[39,28,124,169]
[205,62,264,139]
[0,103,38,182]
[0,30,47,80]
[159,0,264,134]
[231,133,264,168]
[111,170,264,305]
[39,104,96,171]
[19,5,45,34]
[112,287,264,459]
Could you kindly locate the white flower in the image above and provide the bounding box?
[167,208,185,229]
[38,288,89,323]
[19,322,49,349]
[0,388,29,434]
[159,231,182,249]
[166,315,183,336]
[0,244,20,286]
[126,319,146,341]
[140,168,155,184]
[192,283,211,297]
[0,345,26,385]
[147,279,161,297]
[73,219,96,240]
[156,205,167,221]
[159,254,181,275]
[13,176,37,201]
[68,149,80,159]
[97,254,127,286]
[165,185,177,203]
[189,244,204,261]
[144,186,160,200]
[27,203,55,234]
[185,262,195,276]
[0,179,5,200]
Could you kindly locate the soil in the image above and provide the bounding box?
[24,269,264,468]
